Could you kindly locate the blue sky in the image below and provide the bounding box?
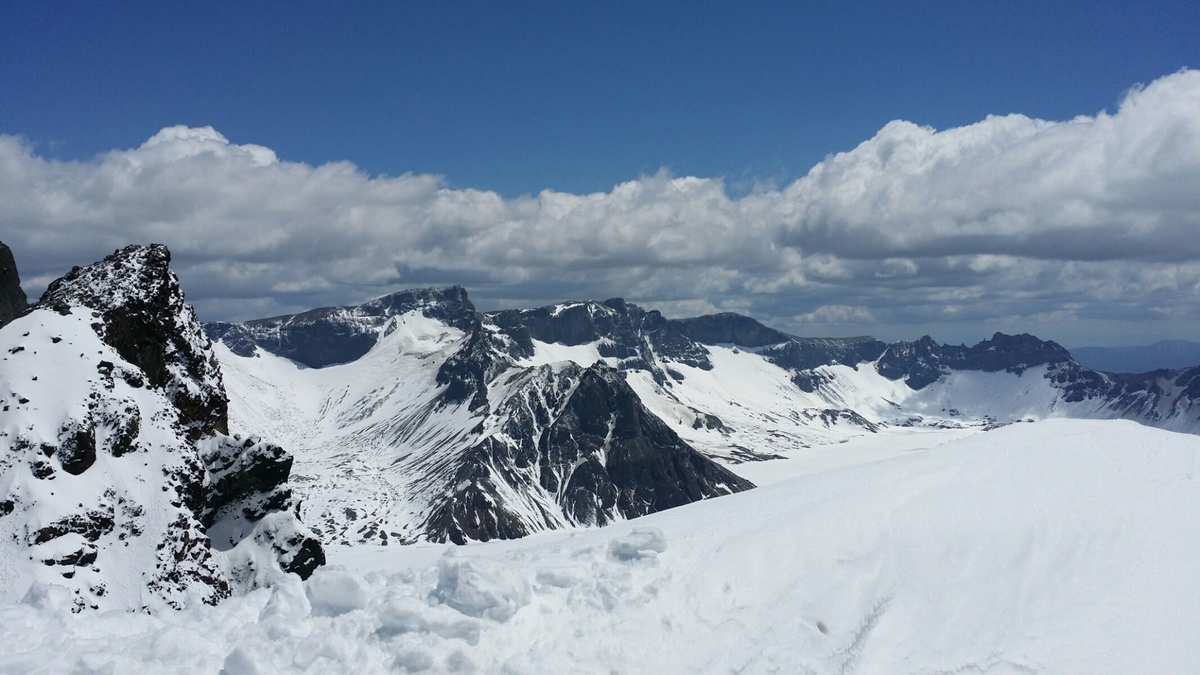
[3,1,1196,195]
[2,2,1199,346]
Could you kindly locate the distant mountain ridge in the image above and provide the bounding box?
[1071,340,1200,374]
[204,285,1200,547]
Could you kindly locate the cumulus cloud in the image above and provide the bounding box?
[2,70,1199,344]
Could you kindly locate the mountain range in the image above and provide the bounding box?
[4,242,1200,613]
[204,274,1200,547]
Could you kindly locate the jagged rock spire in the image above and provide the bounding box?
[0,242,27,328]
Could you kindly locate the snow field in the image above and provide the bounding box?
[3,419,1198,674]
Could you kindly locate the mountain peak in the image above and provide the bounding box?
[1,244,322,611]
[671,312,794,348]
[41,244,172,312]
[40,244,227,437]
[207,284,479,368]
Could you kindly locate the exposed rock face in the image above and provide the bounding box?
[540,367,753,525]
[41,245,227,438]
[0,244,322,612]
[489,299,713,374]
[423,364,753,544]
[670,312,793,347]
[878,333,1074,389]
[206,286,476,367]
[0,242,27,327]
[489,300,890,383]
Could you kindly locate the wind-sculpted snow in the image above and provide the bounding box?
[0,245,322,612]
[3,420,1198,673]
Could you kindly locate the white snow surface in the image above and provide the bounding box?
[2,419,1197,674]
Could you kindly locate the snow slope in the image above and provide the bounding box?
[4,419,1198,674]
[215,311,475,544]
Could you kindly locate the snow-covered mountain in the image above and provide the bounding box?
[207,286,1200,547]
[210,293,752,545]
[0,245,323,612]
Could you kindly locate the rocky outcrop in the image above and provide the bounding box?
[541,366,753,525]
[423,364,753,544]
[878,333,1075,389]
[0,242,27,327]
[489,299,713,375]
[206,286,476,367]
[0,244,322,612]
[671,312,793,347]
[40,245,227,438]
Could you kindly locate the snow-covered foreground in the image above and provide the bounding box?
[3,419,1198,674]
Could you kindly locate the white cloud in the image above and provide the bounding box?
[2,71,1199,345]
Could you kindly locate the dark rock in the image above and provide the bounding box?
[280,535,325,579]
[759,336,888,373]
[436,320,509,410]
[57,424,97,475]
[39,244,228,438]
[424,364,754,544]
[542,366,754,526]
[44,545,98,567]
[4,244,324,610]
[671,312,793,347]
[200,436,295,526]
[0,241,28,328]
[878,333,1074,389]
[202,322,258,358]
[205,286,477,368]
[31,508,116,545]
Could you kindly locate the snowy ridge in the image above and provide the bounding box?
[0,245,323,612]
